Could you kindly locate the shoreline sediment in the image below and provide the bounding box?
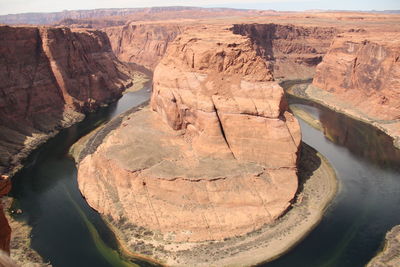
[3,197,51,266]
[367,225,400,267]
[284,82,400,150]
[72,102,338,267]
[1,70,148,266]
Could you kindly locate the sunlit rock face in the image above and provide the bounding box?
[0,177,11,254]
[311,30,400,146]
[78,25,301,243]
[105,23,184,70]
[313,31,400,121]
[0,25,132,175]
[231,23,338,80]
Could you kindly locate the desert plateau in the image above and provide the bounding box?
[0,2,399,267]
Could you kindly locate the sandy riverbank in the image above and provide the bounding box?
[72,104,338,267]
[2,198,51,267]
[289,105,323,132]
[149,143,338,267]
[367,225,400,267]
[285,82,400,150]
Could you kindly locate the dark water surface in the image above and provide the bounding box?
[11,87,153,267]
[263,97,400,267]
[9,84,400,267]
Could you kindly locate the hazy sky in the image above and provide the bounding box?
[0,0,399,15]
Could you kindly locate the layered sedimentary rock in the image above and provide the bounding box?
[232,23,337,80]
[309,31,400,147]
[0,177,11,254]
[78,25,301,244]
[105,22,184,70]
[0,25,132,175]
[106,22,337,76]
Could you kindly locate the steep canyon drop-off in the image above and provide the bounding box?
[0,25,133,254]
[0,25,133,175]
[77,25,302,246]
[76,20,400,265]
[0,12,399,266]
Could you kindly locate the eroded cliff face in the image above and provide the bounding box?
[105,23,184,70]
[151,25,300,167]
[0,25,132,175]
[0,177,11,254]
[105,22,337,77]
[78,25,301,244]
[313,32,400,120]
[310,31,400,146]
[232,23,337,80]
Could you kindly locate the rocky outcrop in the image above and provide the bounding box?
[367,225,400,267]
[232,23,338,80]
[105,23,184,70]
[151,25,301,167]
[105,22,338,75]
[318,106,400,167]
[0,176,11,254]
[77,25,301,245]
[309,30,400,147]
[0,25,132,175]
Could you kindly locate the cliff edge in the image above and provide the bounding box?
[308,30,400,148]
[0,25,133,176]
[76,25,302,265]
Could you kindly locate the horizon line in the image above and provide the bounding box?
[0,5,399,16]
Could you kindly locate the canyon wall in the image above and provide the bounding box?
[0,177,11,254]
[0,25,132,175]
[313,31,400,120]
[151,25,301,167]
[105,22,337,76]
[77,25,301,246]
[105,22,184,70]
[310,30,400,146]
[232,23,337,80]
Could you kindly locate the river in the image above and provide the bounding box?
[263,95,400,267]
[9,84,400,267]
[11,87,154,267]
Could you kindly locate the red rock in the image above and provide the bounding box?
[151,25,300,167]
[105,22,184,70]
[0,177,11,254]
[313,32,400,120]
[78,25,301,243]
[232,23,337,80]
[311,31,400,146]
[0,25,133,175]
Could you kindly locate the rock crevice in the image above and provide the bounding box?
[77,25,301,244]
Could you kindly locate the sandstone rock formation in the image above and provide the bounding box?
[0,176,11,254]
[105,22,337,77]
[151,25,301,168]
[105,22,184,70]
[77,25,301,244]
[0,25,133,175]
[309,30,400,147]
[232,23,337,80]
